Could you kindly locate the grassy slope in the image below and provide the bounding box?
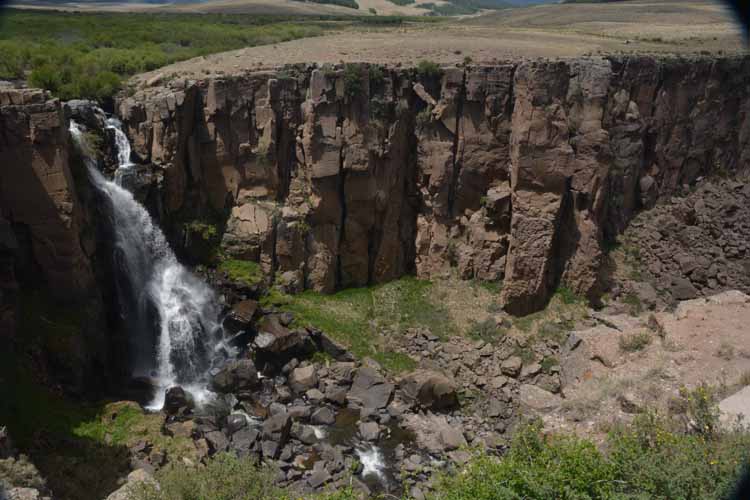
[265,276,459,373]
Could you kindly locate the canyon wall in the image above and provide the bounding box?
[116,56,750,315]
[0,87,111,391]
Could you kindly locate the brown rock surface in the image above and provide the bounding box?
[111,56,750,314]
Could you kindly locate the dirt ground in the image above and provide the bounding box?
[545,291,750,438]
[122,0,745,84]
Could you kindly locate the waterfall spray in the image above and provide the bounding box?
[70,118,231,410]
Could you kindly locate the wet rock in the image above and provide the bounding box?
[225,414,248,434]
[295,425,319,445]
[399,370,459,411]
[223,299,260,334]
[163,386,193,415]
[211,359,259,394]
[348,367,394,409]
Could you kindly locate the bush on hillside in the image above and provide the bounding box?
[433,411,750,500]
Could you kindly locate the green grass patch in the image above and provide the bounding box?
[275,276,454,373]
[218,259,263,285]
[554,285,584,305]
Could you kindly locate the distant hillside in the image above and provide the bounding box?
[292,0,359,9]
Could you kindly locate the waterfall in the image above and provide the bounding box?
[105,117,135,186]
[70,118,230,410]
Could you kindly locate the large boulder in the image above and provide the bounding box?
[163,386,193,415]
[210,359,259,394]
[223,299,260,335]
[254,315,307,354]
[261,411,292,458]
[347,367,394,409]
[289,365,318,393]
[399,370,458,411]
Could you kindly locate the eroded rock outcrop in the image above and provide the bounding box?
[109,55,748,314]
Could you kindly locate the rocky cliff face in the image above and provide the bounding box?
[116,55,750,314]
[0,88,110,391]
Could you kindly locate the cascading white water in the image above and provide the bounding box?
[105,117,136,186]
[356,445,387,480]
[70,119,229,410]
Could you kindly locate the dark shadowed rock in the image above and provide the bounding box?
[163,386,193,415]
[204,430,229,454]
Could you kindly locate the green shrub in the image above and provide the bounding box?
[623,292,643,316]
[134,453,281,500]
[0,41,27,79]
[417,59,443,79]
[368,64,385,90]
[554,286,583,305]
[0,10,326,100]
[343,63,363,99]
[29,64,62,93]
[434,412,750,500]
[467,318,506,344]
[619,331,652,352]
[433,420,617,500]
